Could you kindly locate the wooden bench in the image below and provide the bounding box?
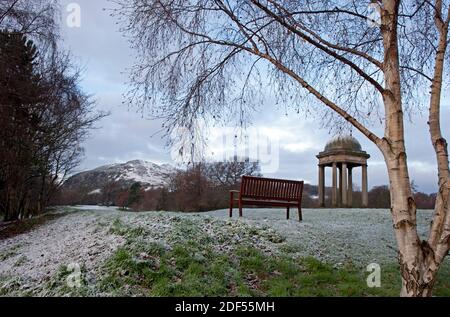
[229,176,304,221]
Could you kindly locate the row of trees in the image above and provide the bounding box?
[108,159,260,212]
[56,166,437,212]
[56,159,262,212]
[166,159,261,212]
[368,185,437,209]
[117,181,438,211]
[0,1,105,221]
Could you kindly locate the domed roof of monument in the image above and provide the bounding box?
[324,135,362,152]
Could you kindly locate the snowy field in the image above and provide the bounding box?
[204,208,435,265]
[0,206,446,295]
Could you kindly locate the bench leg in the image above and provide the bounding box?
[286,206,290,220]
[298,205,303,222]
[238,200,243,217]
[229,192,234,218]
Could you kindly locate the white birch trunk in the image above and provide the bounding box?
[380,0,449,296]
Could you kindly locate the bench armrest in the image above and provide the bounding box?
[229,190,240,193]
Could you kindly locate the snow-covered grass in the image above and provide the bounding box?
[204,208,437,266]
[0,206,448,297]
[0,207,124,295]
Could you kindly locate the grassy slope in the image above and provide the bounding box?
[41,214,450,297]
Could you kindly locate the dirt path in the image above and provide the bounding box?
[0,208,124,291]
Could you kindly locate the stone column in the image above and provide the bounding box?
[318,165,325,207]
[342,163,347,207]
[332,162,337,207]
[362,164,368,208]
[347,167,353,208]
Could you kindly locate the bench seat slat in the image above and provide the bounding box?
[239,200,300,207]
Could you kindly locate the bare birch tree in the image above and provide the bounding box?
[0,0,59,51]
[1,1,106,220]
[114,0,450,296]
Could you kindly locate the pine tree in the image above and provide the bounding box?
[0,31,42,221]
[127,182,142,210]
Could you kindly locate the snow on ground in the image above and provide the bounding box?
[203,208,436,265]
[0,207,124,289]
[87,189,102,195]
[0,206,443,295]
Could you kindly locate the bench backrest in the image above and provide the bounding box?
[240,176,304,202]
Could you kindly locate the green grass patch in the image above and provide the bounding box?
[13,256,29,267]
[44,264,90,297]
[99,216,450,297]
[0,243,25,262]
[99,240,250,296]
[0,275,21,296]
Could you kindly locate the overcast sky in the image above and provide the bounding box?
[59,0,450,194]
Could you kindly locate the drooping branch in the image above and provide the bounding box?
[160,12,382,144]
[400,66,433,81]
[251,0,385,93]
[267,0,384,69]
[0,0,20,24]
[250,50,382,145]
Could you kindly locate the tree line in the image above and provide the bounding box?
[56,159,261,212]
[56,163,437,212]
[0,1,105,221]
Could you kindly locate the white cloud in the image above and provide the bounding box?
[408,161,437,173]
[283,141,321,153]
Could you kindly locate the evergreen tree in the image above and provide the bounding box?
[156,188,169,211]
[0,31,42,221]
[127,182,142,209]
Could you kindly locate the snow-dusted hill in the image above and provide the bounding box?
[63,160,177,192]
